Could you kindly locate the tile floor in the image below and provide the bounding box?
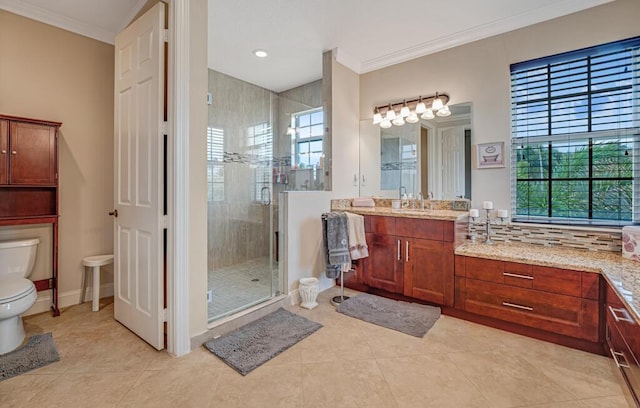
[208,257,279,321]
[2,287,633,408]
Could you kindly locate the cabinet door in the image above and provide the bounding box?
[0,120,7,185]
[363,232,404,293]
[404,238,454,306]
[9,121,56,185]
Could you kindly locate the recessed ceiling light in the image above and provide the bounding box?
[253,49,268,58]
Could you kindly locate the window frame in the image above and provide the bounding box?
[510,36,640,227]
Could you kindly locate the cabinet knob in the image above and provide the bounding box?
[11,150,17,155]
[0,149,6,154]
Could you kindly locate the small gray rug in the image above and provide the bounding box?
[204,308,322,376]
[0,333,60,381]
[337,293,440,337]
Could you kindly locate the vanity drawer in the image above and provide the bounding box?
[605,285,640,407]
[365,215,396,235]
[457,278,599,341]
[455,256,586,298]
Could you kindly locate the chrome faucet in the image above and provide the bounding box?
[417,192,424,210]
[399,186,406,199]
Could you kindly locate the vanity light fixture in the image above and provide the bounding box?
[372,92,450,128]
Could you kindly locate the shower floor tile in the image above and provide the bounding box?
[207,257,279,321]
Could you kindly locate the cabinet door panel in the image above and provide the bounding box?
[0,120,7,185]
[363,232,403,293]
[404,239,453,306]
[366,215,396,235]
[9,122,56,185]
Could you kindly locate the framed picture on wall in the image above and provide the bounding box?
[475,141,505,169]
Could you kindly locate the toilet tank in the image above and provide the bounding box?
[0,238,40,278]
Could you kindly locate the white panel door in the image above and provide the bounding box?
[441,126,465,200]
[113,3,165,350]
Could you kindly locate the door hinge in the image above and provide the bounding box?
[161,215,169,229]
[161,121,168,135]
[162,29,169,43]
[163,308,168,322]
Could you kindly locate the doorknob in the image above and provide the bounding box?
[109,209,119,217]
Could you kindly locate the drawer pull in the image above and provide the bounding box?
[608,306,635,324]
[11,150,17,155]
[610,348,631,369]
[405,241,409,262]
[502,301,533,311]
[503,272,533,280]
[0,149,6,154]
[397,240,401,261]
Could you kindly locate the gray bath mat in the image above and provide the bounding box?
[337,293,440,337]
[0,333,60,381]
[204,308,322,376]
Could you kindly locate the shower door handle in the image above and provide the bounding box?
[261,186,271,206]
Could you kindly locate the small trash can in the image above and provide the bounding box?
[299,277,319,310]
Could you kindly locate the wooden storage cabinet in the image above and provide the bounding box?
[356,215,455,306]
[605,284,640,406]
[0,114,61,315]
[455,255,600,342]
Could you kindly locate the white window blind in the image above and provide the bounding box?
[510,37,640,226]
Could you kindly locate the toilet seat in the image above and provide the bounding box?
[0,275,36,304]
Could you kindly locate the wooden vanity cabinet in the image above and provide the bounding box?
[605,284,640,406]
[0,114,61,315]
[356,215,455,306]
[362,216,404,293]
[455,255,600,342]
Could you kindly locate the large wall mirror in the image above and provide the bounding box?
[359,103,472,199]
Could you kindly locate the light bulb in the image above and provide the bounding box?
[421,109,435,120]
[431,93,444,111]
[406,111,419,123]
[380,119,392,129]
[436,105,451,117]
[385,108,396,121]
[415,100,427,114]
[372,109,382,124]
[400,102,410,118]
[392,116,405,126]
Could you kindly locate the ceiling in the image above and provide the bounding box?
[1,0,613,92]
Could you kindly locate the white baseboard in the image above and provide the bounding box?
[24,283,114,316]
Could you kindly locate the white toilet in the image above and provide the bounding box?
[0,238,39,355]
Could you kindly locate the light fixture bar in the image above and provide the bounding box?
[372,93,450,117]
[372,92,451,127]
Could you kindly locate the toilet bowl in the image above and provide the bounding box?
[0,238,39,355]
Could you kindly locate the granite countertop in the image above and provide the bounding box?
[455,240,640,324]
[341,207,469,221]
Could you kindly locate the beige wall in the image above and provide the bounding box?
[0,11,115,314]
[360,0,640,212]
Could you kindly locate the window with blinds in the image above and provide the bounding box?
[510,37,640,226]
[207,127,224,202]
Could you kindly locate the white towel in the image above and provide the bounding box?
[345,212,369,260]
[352,197,375,207]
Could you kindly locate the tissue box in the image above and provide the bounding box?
[622,226,640,261]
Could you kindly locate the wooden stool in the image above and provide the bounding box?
[81,254,114,312]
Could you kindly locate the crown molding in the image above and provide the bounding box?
[360,0,613,73]
[118,0,151,32]
[0,0,146,44]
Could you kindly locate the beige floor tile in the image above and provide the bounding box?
[519,341,626,399]
[523,401,586,408]
[118,365,220,408]
[0,374,57,408]
[301,359,397,408]
[447,348,575,408]
[376,354,492,408]
[208,363,303,408]
[26,371,140,408]
[579,394,634,408]
[295,319,374,364]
